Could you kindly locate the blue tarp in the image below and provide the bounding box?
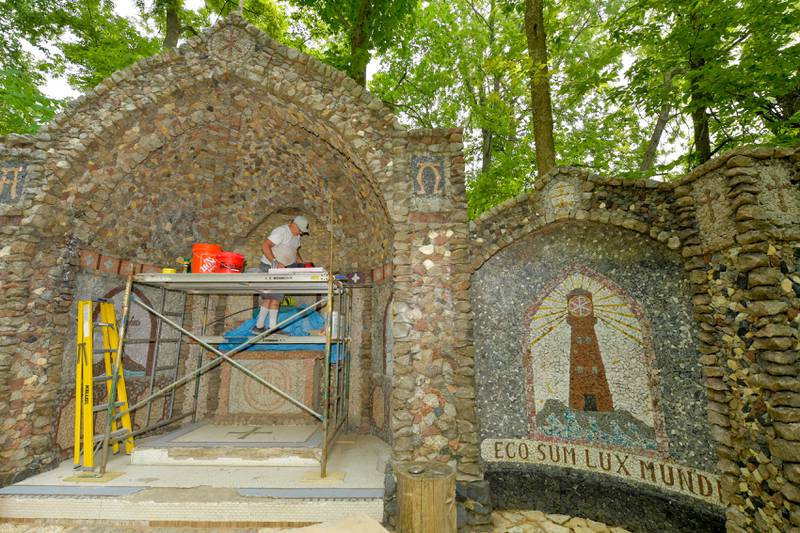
[219,306,344,362]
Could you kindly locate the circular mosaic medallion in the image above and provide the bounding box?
[241,360,294,413]
[208,26,255,63]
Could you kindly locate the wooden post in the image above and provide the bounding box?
[396,461,456,533]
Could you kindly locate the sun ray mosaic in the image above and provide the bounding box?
[522,266,668,453]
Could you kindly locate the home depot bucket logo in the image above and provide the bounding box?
[201,257,216,272]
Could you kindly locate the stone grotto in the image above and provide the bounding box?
[1,13,799,533]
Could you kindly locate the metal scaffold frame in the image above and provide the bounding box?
[97,268,353,478]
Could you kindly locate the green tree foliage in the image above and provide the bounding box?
[612,0,800,168]
[373,0,798,217]
[1,0,797,220]
[0,0,157,134]
[0,0,290,134]
[0,65,58,134]
[371,0,647,217]
[62,2,160,91]
[0,0,67,134]
[371,0,532,217]
[204,0,288,37]
[138,0,288,46]
[288,0,418,85]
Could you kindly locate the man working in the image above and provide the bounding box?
[252,215,310,335]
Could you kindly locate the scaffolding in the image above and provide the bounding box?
[97,269,352,478]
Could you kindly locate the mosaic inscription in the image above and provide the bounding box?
[523,266,667,452]
[0,162,27,204]
[482,439,723,507]
[410,155,446,196]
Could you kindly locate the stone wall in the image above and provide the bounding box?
[0,134,58,483]
[470,147,800,532]
[0,15,479,485]
[368,277,393,442]
[53,266,184,456]
[389,129,478,478]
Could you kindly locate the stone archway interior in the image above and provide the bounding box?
[76,79,392,271]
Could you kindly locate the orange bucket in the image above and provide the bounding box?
[215,251,245,273]
[192,243,222,273]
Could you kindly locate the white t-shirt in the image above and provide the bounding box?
[261,224,300,266]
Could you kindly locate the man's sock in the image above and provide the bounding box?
[268,308,279,330]
[256,306,268,328]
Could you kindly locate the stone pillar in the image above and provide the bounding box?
[0,133,64,484]
[390,129,479,479]
[677,148,800,532]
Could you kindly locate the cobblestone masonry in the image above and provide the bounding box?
[470,148,800,532]
[0,14,478,486]
[1,13,799,533]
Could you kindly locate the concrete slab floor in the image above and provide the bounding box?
[4,431,389,491]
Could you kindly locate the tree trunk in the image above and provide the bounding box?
[164,0,181,50]
[687,10,711,165]
[348,0,372,87]
[481,129,494,173]
[524,0,556,177]
[640,71,676,172]
[689,56,711,164]
[481,0,499,173]
[640,109,671,172]
[396,462,456,533]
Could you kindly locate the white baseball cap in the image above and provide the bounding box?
[293,215,310,234]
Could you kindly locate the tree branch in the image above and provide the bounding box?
[462,0,490,30]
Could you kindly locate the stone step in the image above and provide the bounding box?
[130,421,325,467]
[0,485,383,526]
[131,444,322,467]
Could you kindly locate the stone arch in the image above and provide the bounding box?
[53,72,394,271]
[15,13,408,353]
[0,14,480,487]
[39,15,404,233]
[0,14,409,479]
[469,168,680,273]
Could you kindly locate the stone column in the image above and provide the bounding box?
[678,148,800,532]
[390,129,479,479]
[0,133,64,484]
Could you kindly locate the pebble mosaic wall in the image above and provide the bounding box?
[0,12,798,533]
[51,270,184,458]
[0,14,478,490]
[471,150,800,532]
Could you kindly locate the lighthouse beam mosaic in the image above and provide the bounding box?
[522,266,668,453]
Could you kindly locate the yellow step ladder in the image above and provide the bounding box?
[74,299,134,470]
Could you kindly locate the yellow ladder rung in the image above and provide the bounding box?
[74,300,135,471]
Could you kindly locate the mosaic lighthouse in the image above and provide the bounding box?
[565,288,613,412]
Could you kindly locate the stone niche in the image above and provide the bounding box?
[472,220,724,532]
[0,15,480,490]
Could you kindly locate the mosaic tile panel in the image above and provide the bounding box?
[0,162,27,204]
[522,267,667,453]
[220,357,317,416]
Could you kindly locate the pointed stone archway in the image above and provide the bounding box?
[0,15,478,485]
